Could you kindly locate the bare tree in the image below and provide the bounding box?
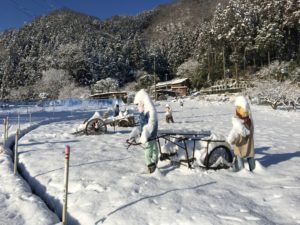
[59,83,90,99]
[245,79,300,110]
[35,69,72,99]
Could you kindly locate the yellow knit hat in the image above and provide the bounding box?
[236,106,249,117]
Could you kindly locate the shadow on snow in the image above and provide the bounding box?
[256,146,300,167]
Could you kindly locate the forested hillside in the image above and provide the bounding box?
[0,0,299,100]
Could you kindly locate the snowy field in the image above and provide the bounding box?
[1,97,300,225]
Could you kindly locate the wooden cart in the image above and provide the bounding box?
[74,115,136,135]
[127,129,233,170]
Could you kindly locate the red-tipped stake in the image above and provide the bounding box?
[62,145,70,225]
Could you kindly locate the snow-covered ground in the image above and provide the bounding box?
[1,97,300,225]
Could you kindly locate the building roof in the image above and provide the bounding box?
[89,91,127,99]
[156,78,190,88]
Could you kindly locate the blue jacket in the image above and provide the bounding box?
[139,112,158,141]
[114,106,119,117]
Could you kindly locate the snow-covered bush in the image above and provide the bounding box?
[253,60,299,82]
[135,70,156,90]
[92,78,119,93]
[176,59,200,78]
[38,92,49,100]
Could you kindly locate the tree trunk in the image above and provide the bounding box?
[234,47,239,85]
[223,46,226,80]
[243,48,246,71]
[1,75,6,100]
[214,51,217,64]
[235,62,239,85]
[207,53,210,82]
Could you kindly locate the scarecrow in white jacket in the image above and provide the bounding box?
[134,89,159,173]
[227,96,255,172]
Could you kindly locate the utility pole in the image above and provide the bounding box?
[153,55,157,101]
[223,45,226,80]
[207,52,211,83]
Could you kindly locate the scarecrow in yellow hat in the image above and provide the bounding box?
[227,96,255,172]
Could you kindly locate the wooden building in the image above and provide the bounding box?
[155,78,191,96]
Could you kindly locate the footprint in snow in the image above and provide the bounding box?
[263,194,282,201]
[19,193,35,202]
[86,183,108,193]
[131,185,142,195]
[176,207,184,213]
[0,193,11,200]
[150,199,158,205]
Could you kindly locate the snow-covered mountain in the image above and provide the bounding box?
[0,0,299,100]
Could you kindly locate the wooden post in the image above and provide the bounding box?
[18,112,20,130]
[205,140,210,170]
[5,116,9,140]
[29,112,32,125]
[62,145,70,225]
[3,118,6,147]
[112,118,116,133]
[14,129,20,175]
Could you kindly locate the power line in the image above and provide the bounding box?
[9,0,35,18]
[45,0,57,11]
[29,0,58,12]
[30,0,51,11]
